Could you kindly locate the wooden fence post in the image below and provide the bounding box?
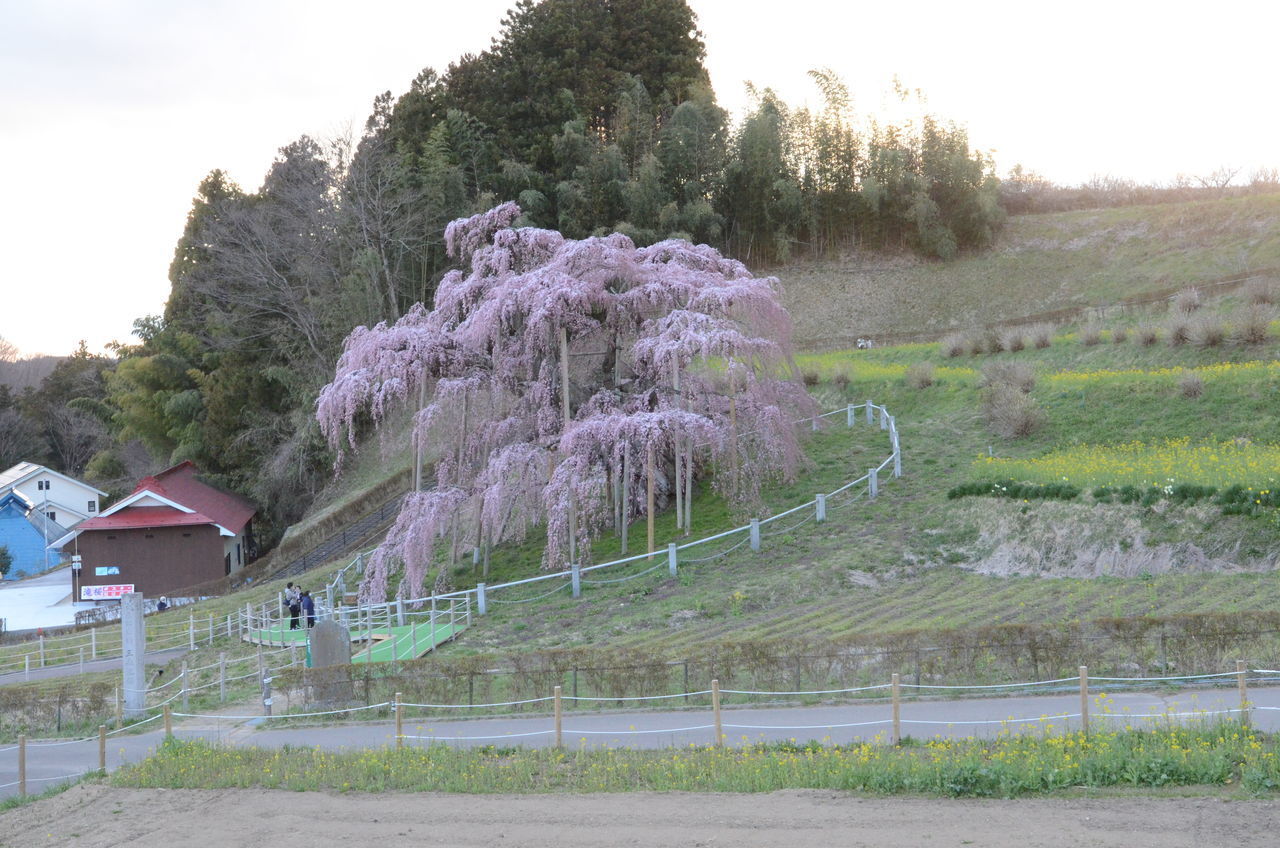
[188,615,195,650]
[163,705,172,737]
[99,725,107,772]
[115,685,122,729]
[219,652,227,703]
[1237,660,1250,727]
[892,672,901,746]
[395,692,403,750]
[554,685,563,749]
[712,679,723,747]
[1079,666,1089,737]
[18,735,25,797]
[181,661,189,712]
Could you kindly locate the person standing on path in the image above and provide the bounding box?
[285,582,302,631]
[301,590,315,628]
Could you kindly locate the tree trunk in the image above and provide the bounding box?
[646,442,655,559]
[621,441,630,555]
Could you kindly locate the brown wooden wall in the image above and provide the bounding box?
[76,525,226,598]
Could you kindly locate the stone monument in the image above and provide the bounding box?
[307,619,354,705]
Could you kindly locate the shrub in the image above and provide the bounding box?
[1166,316,1190,346]
[1188,314,1225,347]
[940,333,967,358]
[1028,323,1053,349]
[1136,324,1159,345]
[1179,372,1204,398]
[802,370,820,387]
[905,362,934,389]
[1244,276,1277,306]
[1110,326,1128,343]
[966,332,987,356]
[1001,329,1026,352]
[832,371,851,391]
[982,382,1044,439]
[1231,303,1274,345]
[980,361,1036,393]
[1172,287,1202,314]
[1079,324,1102,346]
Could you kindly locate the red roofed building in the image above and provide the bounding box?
[57,462,257,599]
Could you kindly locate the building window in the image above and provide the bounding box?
[45,511,56,522]
[37,480,50,491]
[88,501,97,513]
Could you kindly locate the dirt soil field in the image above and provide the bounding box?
[3,784,1278,847]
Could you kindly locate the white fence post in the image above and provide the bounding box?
[668,543,678,577]
[879,406,888,430]
[396,599,406,627]
[188,615,195,650]
[571,563,581,598]
[90,628,96,660]
[815,494,826,523]
[846,403,855,427]
[477,583,487,616]
[869,467,879,499]
[749,519,761,552]
[865,400,874,425]
[893,442,902,478]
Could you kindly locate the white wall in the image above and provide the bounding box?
[10,471,101,527]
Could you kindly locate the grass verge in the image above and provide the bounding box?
[112,721,1280,797]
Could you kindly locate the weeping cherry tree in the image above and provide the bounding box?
[317,202,815,602]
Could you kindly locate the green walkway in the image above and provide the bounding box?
[246,616,464,663]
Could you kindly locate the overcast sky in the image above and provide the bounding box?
[3,0,1277,358]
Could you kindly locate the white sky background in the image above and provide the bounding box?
[2,0,1277,358]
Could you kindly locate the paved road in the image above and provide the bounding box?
[3,682,1277,800]
[0,647,191,686]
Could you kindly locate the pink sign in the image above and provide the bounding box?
[81,584,135,600]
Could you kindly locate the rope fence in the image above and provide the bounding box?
[3,663,1276,797]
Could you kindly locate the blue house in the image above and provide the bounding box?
[0,490,68,579]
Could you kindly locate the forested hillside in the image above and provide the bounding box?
[81,0,1002,547]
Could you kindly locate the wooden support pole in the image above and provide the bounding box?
[163,705,172,738]
[99,725,107,772]
[219,652,227,703]
[114,685,122,729]
[554,685,563,749]
[181,661,189,712]
[395,692,403,750]
[1238,660,1250,727]
[892,673,901,746]
[18,735,25,797]
[712,679,723,747]
[1079,666,1089,737]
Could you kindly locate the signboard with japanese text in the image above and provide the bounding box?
[81,584,135,601]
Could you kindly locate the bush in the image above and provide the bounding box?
[1028,323,1053,349]
[905,362,934,389]
[982,382,1044,439]
[1188,314,1225,347]
[1172,287,1202,314]
[948,479,1080,501]
[1136,324,1159,346]
[1244,276,1277,306]
[1166,316,1190,346]
[1001,329,1026,352]
[940,333,967,358]
[1111,326,1128,343]
[801,370,820,387]
[832,371,851,391]
[1179,372,1204,398]
[1079,324,1102,346]
[1231,303,1274,345]
[980,361,1036,393]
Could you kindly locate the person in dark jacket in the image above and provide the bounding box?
[301,590,316,628]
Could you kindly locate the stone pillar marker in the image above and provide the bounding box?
[121,592,146,718]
